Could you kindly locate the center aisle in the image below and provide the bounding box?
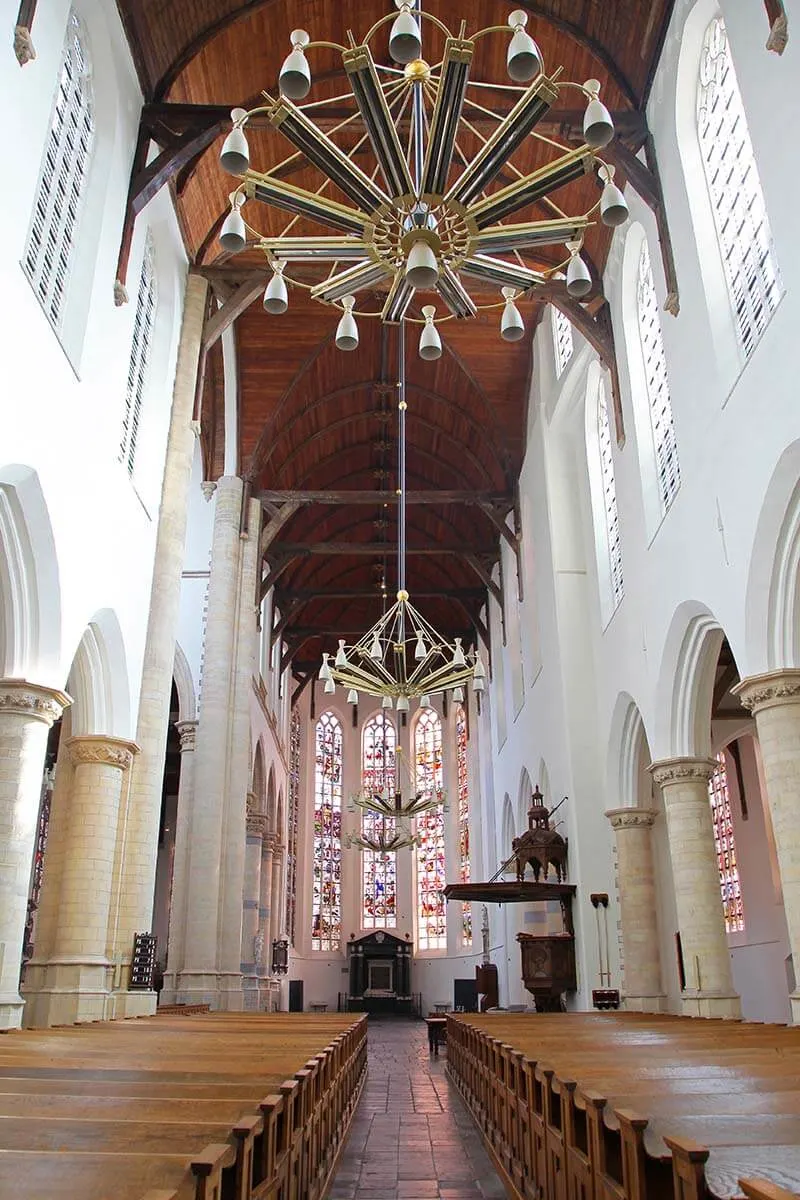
[328,1018,507,1200]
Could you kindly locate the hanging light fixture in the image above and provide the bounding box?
[347,747,441,853]
[218,2,626,338]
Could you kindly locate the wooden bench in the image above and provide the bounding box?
[446,1011,800,1200]
[0,1012,368,1200]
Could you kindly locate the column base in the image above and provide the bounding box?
[159,972,178,1006]
[623,992,668,1014]
[0,992,25,1030]
[106,989,157,1020]
[680,990,742,1019]
[242,973,261,1011]
[216,971,244,1012]
[22,958,112,1027]
[789,992,800,1024]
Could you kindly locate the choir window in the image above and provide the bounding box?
[285,708,300,946]
[361,713,398,929]
[598,378,624,610]
[311,712,343,951]
[23,10,94,331]
[456,705,472,947]
[697,16,781,360]
[414,708,446,951]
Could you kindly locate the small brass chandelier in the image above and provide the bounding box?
[217,2,628,352]
[347,747,443,852]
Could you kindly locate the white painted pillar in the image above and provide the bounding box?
[605,808,666,1012]
[26,736,137,1026]
[217,495,261,1009]
[734,670,800,1022]
[179,475,243,1004]
[241,801,265,1006]
[161,719,197,1003]
[111,272,209,1018]
[0,681,69,1029]
[649,758,741,1018]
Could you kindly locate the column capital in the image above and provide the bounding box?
[247,813,267,837]
[263,832,278,853]
[649,756,718,787]
[67,735,139,771]
[175,720,198,753]
[733,669,800,714]
[0,680,71,726]
[605,807,657,830]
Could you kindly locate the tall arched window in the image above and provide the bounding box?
[414,708,446,951]
[120,234,157,476]
[311,712,343,951]
[285,707,300,946]
[23,11,94,330]
[455,705,472,947]
[361,713,397,929]
[708,750,744,933]
[598,379,624,610]
[637,240,680,514]
[552,306,574,377]
[698,16,780,359]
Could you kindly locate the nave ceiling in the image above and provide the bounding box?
[115,0,676,681]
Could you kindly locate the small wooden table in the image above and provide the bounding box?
[426,1016,447,1055]
[309,1002,328,1013]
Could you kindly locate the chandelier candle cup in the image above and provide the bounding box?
[279,30,311,100]
[501,288,525,342]
[582,79,615,149]
[335,296,359,351]
[419,307,442,360]
[219,109,249,174]
[506,11,542,83]
[219,193,246,253]
[566,241,592,298]
[599,164,629,227]
[389,1,422,64]
[263,269,288,314]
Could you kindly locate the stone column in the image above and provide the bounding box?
[161,720,197,1004]
[270,839,285,954]
[111,272,209,1018]
[241,801,266,1007]
[0,681,69,1029]
[217,496,262,1010]
[26,736,137,1026]
[605,809,666,1013]
[178,475,243,1005]
[649,758,740,1018]
[258,834,275,1008]
[734,670,800,1022]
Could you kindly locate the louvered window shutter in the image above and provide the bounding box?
[637,241,680,515]
[120,236,157,476]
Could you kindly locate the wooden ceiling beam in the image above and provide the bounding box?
[203,273,265,350]
[271,541,496,556]
[766,0,789,53]
[258,489,511,507]
[114,111,225,299]
[280,586,486,601]
[14,0,37,65]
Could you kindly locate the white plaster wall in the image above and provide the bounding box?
[483,0,800,1019]
[1,1,187,731]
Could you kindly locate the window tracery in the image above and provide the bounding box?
[414,708,446,951]
[598,378,624,610]
[637,240,680,514]
[23,10,94,330]
[708,750,744,933]
[120,234,156,475]
[361,713,397,929]
[552,306,574,377]
[697,16,781,358]
[311,711,342,951]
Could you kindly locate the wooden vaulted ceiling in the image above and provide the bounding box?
[117,0,676,679]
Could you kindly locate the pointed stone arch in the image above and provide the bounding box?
[65,609,131,738]
[173,641,196,723]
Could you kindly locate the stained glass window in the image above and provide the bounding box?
[361,713,397,929]
[455,705,472,947]
[414,708,446,951]
[697,17,781,359]
[285,707,300,946]
[708,750,744,933]
[598,377,624,609]
[553,306,574,377]
[637,240,680,514]
[311,712,343,951]
[23,10,94,330]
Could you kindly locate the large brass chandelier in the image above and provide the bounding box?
[217,2,628,353]
[217,0,627,707]
[346,747,441,852]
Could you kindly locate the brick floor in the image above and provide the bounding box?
[328,1019,507,1200]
